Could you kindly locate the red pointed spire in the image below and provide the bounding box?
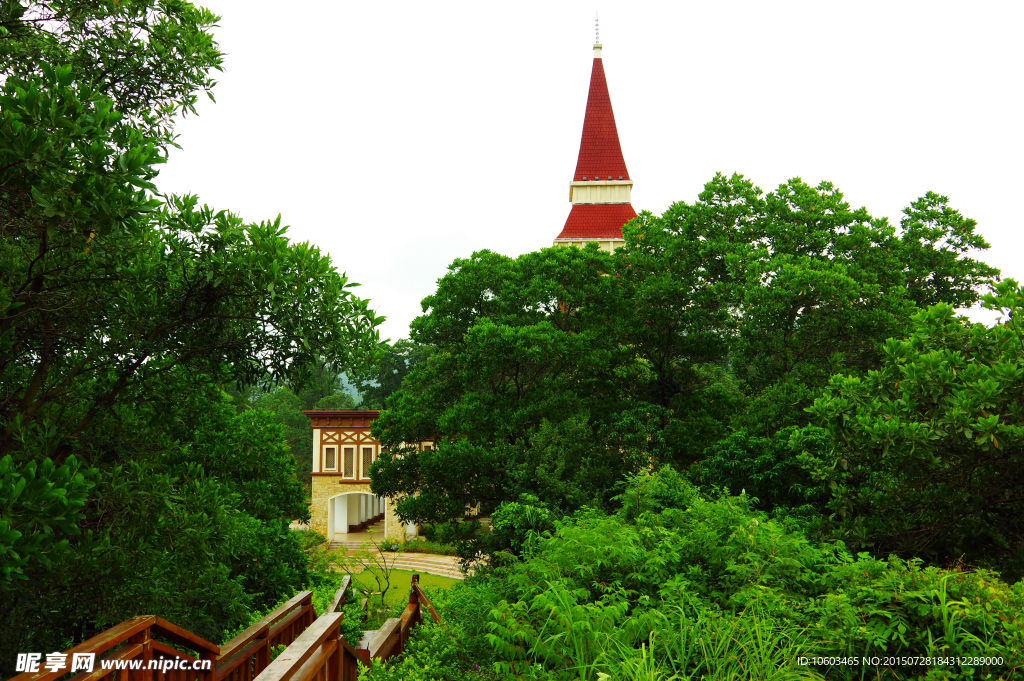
[572,57,630,182]
[555,44,636,246]
[560,203,638,239]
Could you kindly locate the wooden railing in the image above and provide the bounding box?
[215,591,316,681]
[8,615,219,681]
[250,615,361,681]
[362,575,440,662]
[9,576,440,681]
[8,592,316,681]
[411,578,442,628]
[324,577,351,614]
[247,573,443,681]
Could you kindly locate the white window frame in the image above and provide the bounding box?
[360,445,376,480]
[323,446,338,472]
[342,446,356,480]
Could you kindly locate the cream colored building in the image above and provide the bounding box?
[306,410,431,542]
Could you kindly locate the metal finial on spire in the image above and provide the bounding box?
[595,11,599,44]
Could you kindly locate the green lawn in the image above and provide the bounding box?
[343,568,459,609]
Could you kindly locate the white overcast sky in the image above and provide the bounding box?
[158,0,1024,341]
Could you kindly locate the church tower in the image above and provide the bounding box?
[553,33,637,253]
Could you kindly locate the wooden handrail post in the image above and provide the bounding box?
[411,583,442,625]
[326,612,340,681]
[304,593,316,629]
[326,576,351,614]
[200,650,218,681]
[410,575,423,627]
[126,625,153,681]
[254,626,270,679]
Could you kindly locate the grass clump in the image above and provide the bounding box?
[415,482,1024,681]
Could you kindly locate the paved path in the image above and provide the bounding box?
[288,525,476,580]
[338,551,468,580]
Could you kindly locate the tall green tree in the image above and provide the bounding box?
[732,179,996,431]
[614,175,752,465]
[620,174,997,443]
[800,281,1024,578]
[289,356,359,411]
[0,2,384,668]
[0,0,223,144]
[351,338,432,409]
[370,246,661,524]
[624,174,998,521]
[0,66,382,461]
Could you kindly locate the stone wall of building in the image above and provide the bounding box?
[312,475,404,541]
[385,498,405,542]
[311,476,349,537]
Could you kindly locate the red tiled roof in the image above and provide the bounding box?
[556,203,637,240]
[572,58,629,182]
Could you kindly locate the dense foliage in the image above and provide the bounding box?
[370,174,1011,571]
[363,472,1022,680]
[0,0,223,144]
[801,281,1024,576]
[371,245,664,524]
[0,1,381,670]
[351,338,432,410]
[3,3,1021,680]
[358,175,1020,679]
[248,361,359,489]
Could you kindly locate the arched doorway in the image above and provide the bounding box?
[326,491,387,541]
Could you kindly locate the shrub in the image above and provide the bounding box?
[801,281,1024,580]
[422,519,486,545]
[402,540,459,556]
[486,494,556,556]
[465,494,1023,680]
[612,465,700,522]
[357,619,494,681]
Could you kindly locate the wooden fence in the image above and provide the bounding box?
[249,615,361,681]
[8,615,219,681]
[8,592,316,681]
[360,575,440,662]
[215,591,316,681]
[8,574,442,681]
